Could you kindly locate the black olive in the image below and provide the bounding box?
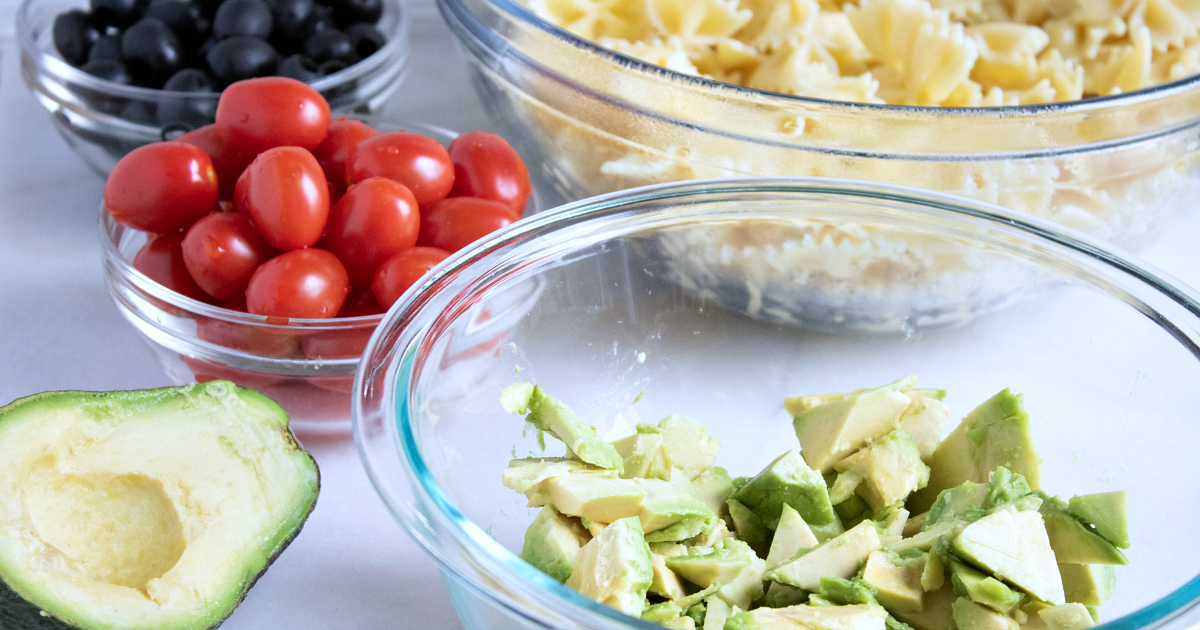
[301,3,335,38]
[80,57,134,83]
[345,22,383,59]
[303,28,354,64]
[157,68,218,126]
[119,99,157,124]
[213,0,273,39]
[195,0,223,17]
[90,0,149,28]
[328,0,380,26]
[53,10,101,67]
[143,0,210,46]
[88,33,123,63]
[206,35,278,84]
[121,18,183,86]
[265,0,312,42]
[276,53,319,82]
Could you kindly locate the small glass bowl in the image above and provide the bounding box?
[355,177,1200,630]
[99,118,535,436]
[18,0,409,175]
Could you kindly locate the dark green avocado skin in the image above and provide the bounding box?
[0,382,320,630]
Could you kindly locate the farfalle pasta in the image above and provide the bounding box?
[523,0,1200,105]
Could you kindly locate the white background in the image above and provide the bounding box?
[3,5,1200,628]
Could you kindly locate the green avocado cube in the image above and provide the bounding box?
[659,414,722,481]
[502,383,624,471]
[925,481,988,529]
[766,520,883,591]
[1038,604,1096,630]
[792,376,916,472]
[835,429,930,512]
[643,601,684,622]
[953,509,1064,605]
[765,503,820,571]
[761,582,808,609]
[922,551,946,592]
[704,597,732,630]
[987,467,1033,508]
[729,603,889,630]
[611,431,670,480]
[666,539,765,610]
[1038,495,1127,565]
[693,466,735,516]
[1058,563,1116,606]
[1067,491,1129,549]
[636,478,717,542]
[835,493,875,530]
[899,394,953,462]
[733,450,837,529]
[819,577,880,605]
[532,474,646,523]
[727,498,769,550]
[651,553,687,599]
[892,583,958,630]
[863,550,925,613]
[949,560,1022,614]
[951,597,1019,630]
[910,389,1041,514]
[503,458,617,495]
[519,506,590,583]
[566,516,653,616]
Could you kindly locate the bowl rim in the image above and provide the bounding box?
[439,0,1200,117]
[355,175,1200,630]
[17,0,410,101]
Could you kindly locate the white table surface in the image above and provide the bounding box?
[4,10,1200,628]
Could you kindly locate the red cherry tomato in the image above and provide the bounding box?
[176,124,256,201]
[235,147,330,251]
[321,177,420,286]
[132,232,212,302]
[245,248,350,319]
[347,131,454,207]
[417,197,519,254]
[312,117,378,192]
[371,246,450,309]
[337,286,385,317]
[181,212,276,300]
[215,77,331,153]
[105,142,217,233]
[448,131,531,216]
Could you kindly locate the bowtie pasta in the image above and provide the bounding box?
[524,0,1200,105]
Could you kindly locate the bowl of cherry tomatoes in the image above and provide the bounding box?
[99,77,537,434]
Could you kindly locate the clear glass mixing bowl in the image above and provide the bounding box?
[355,177,1200,630]
[437,0,1200,252]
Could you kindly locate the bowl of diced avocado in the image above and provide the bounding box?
[353,177,1200,630]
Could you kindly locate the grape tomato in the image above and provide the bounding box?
[176,124,256,201]
[181,212,276,300]
[448,131,531,215]
[132,232,212,302]
[235,146,330,251]
[215,77,331,153]
[417,196,519,254]
[245,248,350,318]
[312,117,378,191]
[371,246,449,309]
[321,176,420,286]
[346,131,454,207]
[105,141,217,233]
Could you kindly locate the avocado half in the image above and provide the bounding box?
[0,381,320,630]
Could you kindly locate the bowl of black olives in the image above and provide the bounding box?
[17,0,408,174]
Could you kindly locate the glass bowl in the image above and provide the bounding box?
[18,0,409,175]
[437,0,1200,252]
[99,117,536,437]
[354,177,1200,630]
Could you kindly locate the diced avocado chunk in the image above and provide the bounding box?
[953,509,1065,604]
[612,431,670,480]
[636,478,717,542]
[1038,495,1127,565]
[830,472,864,506]
[767,520,883,591]
[876,506,910,545]
[922,551,945,592]
[987,467,1034,509]
[836,494,875,530]
[893,583,958,630]
[925,482,988,529]
[651,553,687,599]
[762,582,809,609]
[1058,564,1116,606]
[863,551,925,612]
[835,429,930,512]
[666,539,765,611]
[520,506,590,583]
[567,516,653,616]
[910,389,1040,513]
[687,603,708,627]
[951,597,1019,630]
[1067,492,1129,549]
[705,597,732,630]
[668,617,698,630]
[905,513,928,537]
[503,458,616,494]
[693,466,736,516]
[1038,604,1096,630]
[950,560,1022,614]
[0,382,319,630]
[792,377,916,472]
[727,498,769,550]
[887,518,963,556]
[644,601,684,622]
[899,394,953,462]
[766,504,820,571]
[728,603,889,630]
[532,475,645,522]
[659,414,722,481]
[785,390,856,416]
[734,450,837,529]
[819,577,880,605]
[501,383,623,471]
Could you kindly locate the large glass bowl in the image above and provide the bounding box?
[18,0,409,175]
[437,0,1200,252]
[355,177,1200,630]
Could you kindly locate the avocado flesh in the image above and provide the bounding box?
[951,597,1019,630]
[520,506,590,583]
[567,516,654,616]
[1037,496,1127,565]
[953,510,1065,605]
[733,450,837,529]
[863,551,924,613]
[0,382,319,630]
[501,383,623,471]
[731,603,889,630]
[792,377,916,473]
[767,521,883,591]
[1058,564,1115,606]
[834,429,930,512]
[1067,492,1129,550]
[892,583,957,630]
